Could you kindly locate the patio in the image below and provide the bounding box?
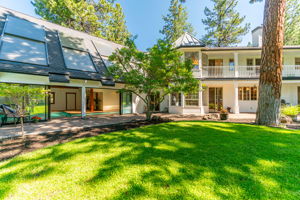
[0,114,145,140]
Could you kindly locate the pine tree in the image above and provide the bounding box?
[32,0,130,45]
[284,0,300,45]
[104,3,131,45]
[202,0,250,47]
[160,0,194,43]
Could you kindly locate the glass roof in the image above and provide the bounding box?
[62,47,96,72]
[59,32,87,51]
[0,35,47,65]
[4,15,45,42]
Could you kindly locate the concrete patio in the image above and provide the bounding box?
[0,114,146,140]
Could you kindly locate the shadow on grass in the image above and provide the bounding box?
[1,121,300,199]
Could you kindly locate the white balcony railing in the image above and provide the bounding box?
[200,65,300,78]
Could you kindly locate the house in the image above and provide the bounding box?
[0,6,135,121]
[1,6,299,121]
[167,29,300,114]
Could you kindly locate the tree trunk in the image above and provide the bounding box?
[256,0,286,126]
[20,116,25,138]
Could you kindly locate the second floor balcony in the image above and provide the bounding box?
[195,65,300,78]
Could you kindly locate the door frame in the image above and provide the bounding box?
[66,92,77,111]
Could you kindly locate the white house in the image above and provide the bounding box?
[167,28,300,114]
[0,6,299,124]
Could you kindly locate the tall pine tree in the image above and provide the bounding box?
[160,0,194,43]
[31,0,130,45]
[202,0,250,47]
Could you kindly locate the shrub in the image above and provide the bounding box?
[281,105,300,116]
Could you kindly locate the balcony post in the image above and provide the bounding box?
[81,86,87,119]
[233,82,240,114]
[199,83,205,114]
[234,52,239,77]
[198,50,203,78]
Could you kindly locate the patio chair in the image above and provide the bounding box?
[0,104,31,126]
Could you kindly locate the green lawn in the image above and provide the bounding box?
[1,122,300,200]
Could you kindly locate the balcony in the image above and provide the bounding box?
[196,65,300,78]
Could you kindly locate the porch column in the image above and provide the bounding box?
[199,84,205,114]
[198,50,203,78]
[81,86,86,118]
[90,88,94,112]
[234,52,239,77]
[181,92,185,108]
[233,82,240,114]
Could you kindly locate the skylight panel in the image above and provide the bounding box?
[62,47,96,72]
[4,15,45,42]
[59,32,87,51]
[92,40,120,57]
[0,35,47,65]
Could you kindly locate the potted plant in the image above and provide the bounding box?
[31,116,42,123]
[220,109,229,120]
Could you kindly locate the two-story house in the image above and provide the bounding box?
[168,28,300,114]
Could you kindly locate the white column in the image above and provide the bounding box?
[81,86,86,118]
[199,83,205,115]
[181,92,185,108]
[234,52,239,77]
[198,50,203,78]
[233,82,240,114]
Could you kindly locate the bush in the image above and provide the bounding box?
[281,105,300,116]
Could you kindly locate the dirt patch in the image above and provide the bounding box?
[0,119,169,162]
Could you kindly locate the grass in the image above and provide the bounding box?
[0,121,300,200]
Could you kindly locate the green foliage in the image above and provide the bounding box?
[108,39,199,119]
[281,105,300,116]
[1,122,300,199]
[160,0,195,43]
[284,0,300,45]
[0,83,47,135]
[31,0,130,45]
[202,0,250,47]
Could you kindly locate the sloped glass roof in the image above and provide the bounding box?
[0,35,47,65]
[62,47,96,72]
[92,40,121,57]
[59,32,87,51]
[4,15,45,42]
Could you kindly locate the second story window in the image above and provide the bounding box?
[185,52,199,69]
[246,59,254,70]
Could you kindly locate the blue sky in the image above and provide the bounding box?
[0,0,265,50]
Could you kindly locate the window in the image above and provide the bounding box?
[255,58,261,66]
[50,92,55,104]
[246,59,254,70]
[0,16,48,65]
[171,93,182,106]
[5,15,45,42]
[59,32,86,51]
[229,59,235,71]
[238,87,258,101]
[295,58,300,65]
[0,35,47,65]
[238,87,243,100]
[185,52,199,69]
[251,87,257,100]
[62,47,96,72]
[185,93,199,106]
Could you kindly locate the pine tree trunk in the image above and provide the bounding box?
[256,0,286,126]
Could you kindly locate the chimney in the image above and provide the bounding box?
[252,26,263,47]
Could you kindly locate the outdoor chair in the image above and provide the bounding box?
[0,104,30,127]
